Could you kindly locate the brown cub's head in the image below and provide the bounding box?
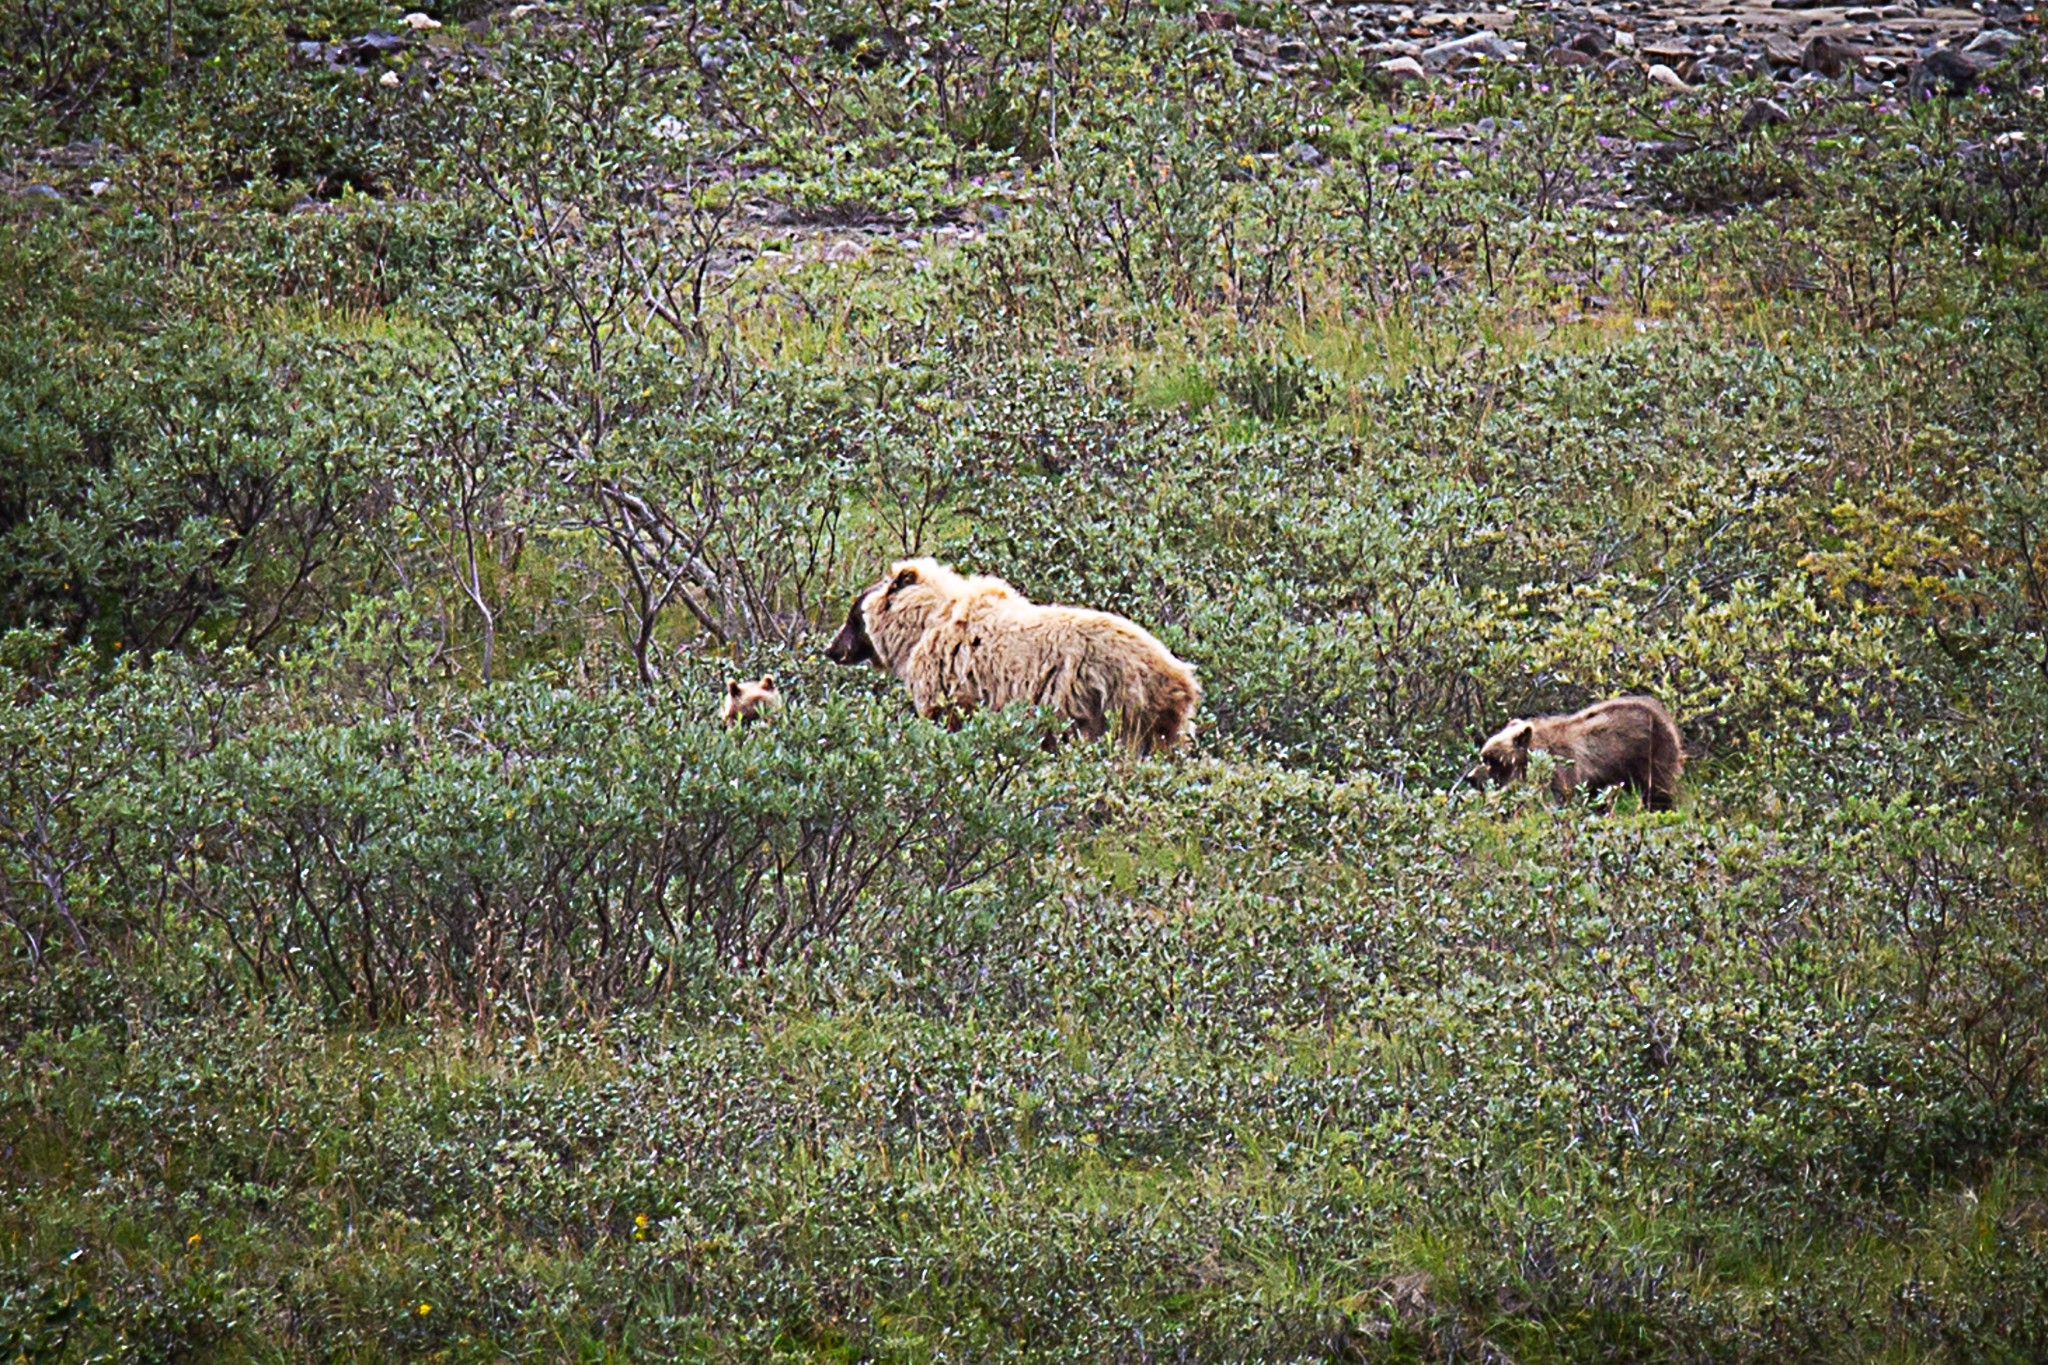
[1464,719,1533,789]
[824,587,879,667]
[722,675,783,726]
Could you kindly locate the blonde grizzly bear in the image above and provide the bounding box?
[825,558,1201,756]
[1465,696,1683,810]
[721,675,783,726]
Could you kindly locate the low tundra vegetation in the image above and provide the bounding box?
[3,0,2047,1357]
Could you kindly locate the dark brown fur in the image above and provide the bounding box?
[1465,696,1684,810]
[825,588,878,666]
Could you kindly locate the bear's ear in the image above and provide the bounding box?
[889,566,919,594]
[760,675,777,690]
[728,680,742,697]
[1511,722,1533,749]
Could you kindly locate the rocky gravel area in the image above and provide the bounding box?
[1228,0,2038,94]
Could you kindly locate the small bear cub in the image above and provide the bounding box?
[722,675,783,726]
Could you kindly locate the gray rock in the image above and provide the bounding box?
[1802,33,1860,77]
[1420,30,1522,69]
[1843,7,1878,20]
[1739,96,1791,132]
[1913,45,1989,95]
[1764,35,1807,67]
[347,30,407,55]
[1963,28,2021,58]
[1378,54,1429,80]
[1546,44,1604,69]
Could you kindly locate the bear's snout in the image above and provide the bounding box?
[825,588,878,666]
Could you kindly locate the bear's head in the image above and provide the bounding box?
[722,675,782,725]
[1465,719,1533,789]
[838,558,966,670]
[825,587,879,667]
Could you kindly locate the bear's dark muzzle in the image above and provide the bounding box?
[825,587,878,666]
[825,625,864,664]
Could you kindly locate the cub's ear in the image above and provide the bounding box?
[890,567,919,593]
[761,675,777,690]
[728,680,742,697]
[1512,722,1533,749]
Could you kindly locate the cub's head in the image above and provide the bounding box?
[722,675,783,726]
[1464,719,1533,789]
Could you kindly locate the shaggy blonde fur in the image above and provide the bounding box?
[835,558,1201,755]
[1465,695,1684,810]
[721,675,783,726]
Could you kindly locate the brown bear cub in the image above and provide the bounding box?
[721,675,783,726]
[1466,695,1684,810]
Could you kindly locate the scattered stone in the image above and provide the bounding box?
[1613,27,1636,49]
[1378,54,1430,80]
[1194,8,1236,30]
[1367,38,1425,57]
[1963,28,2021,58]
[1802,33,1860,77]
[379,69,401,86]
[1764,35,1806,67]
[1647,62,1690,89]
[1564,29,1609,56]
[1740,96,1791,131]
[88,178,111,195]
[1876,4,1916,16]
[1913,45,1989,95]
[1844,6,1878,19]
[1546,44,1604,68]
[1285,140,1325,166]
[1421,30,1523,68]
[301,29,411,68]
